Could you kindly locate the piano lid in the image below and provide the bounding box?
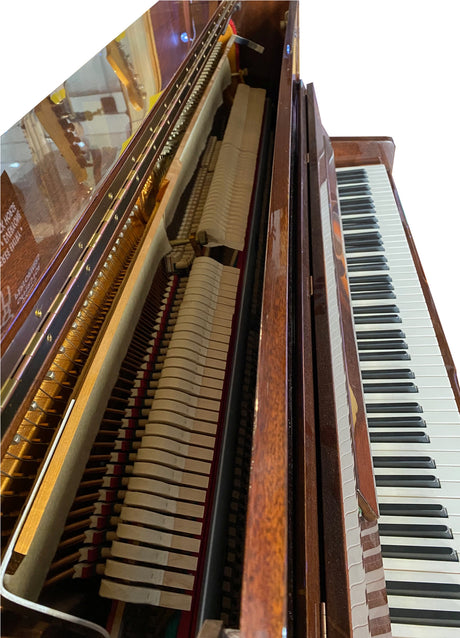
[0,1,219,359]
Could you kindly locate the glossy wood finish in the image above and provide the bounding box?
[293,81,321,637]
[324,135,379,521]
[239,4,295,636]
[307,84,353,638]
[0,0,219,360]
[231,1,289,99]
[331,136,395,174]
[1,1,234,445]
[388,171,460,412]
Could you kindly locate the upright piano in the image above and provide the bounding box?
[1,2,460,637]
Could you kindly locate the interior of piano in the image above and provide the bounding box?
[1,2,290,636]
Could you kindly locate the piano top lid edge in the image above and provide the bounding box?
[330,136,396,174]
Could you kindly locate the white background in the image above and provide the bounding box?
[1,0,459,373]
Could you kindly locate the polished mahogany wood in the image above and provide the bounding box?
[231,1,289,99]
[239,4,295,637]
[307,83,353,638]
[293,81,321,637]
[324,135,379,521]
[331,136,395,174]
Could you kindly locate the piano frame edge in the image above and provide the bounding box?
[239,2,298,636]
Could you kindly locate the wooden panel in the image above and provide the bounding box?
[324,135,379,521]
[293,82,321,637]
[307,84,353,638]
[331,136,395,173]
[239,3,296,636]
[231,1,289,97]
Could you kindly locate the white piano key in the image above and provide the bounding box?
[377,483,460,499]
[364,386,456,401]
[383,557,460,574]
[384,568,460,587]
[372,442,460,454]
[374,467,460,481]
[390,622,460,637]
[360,361,448,375]
[366,376,452,390]
[387,594,460,613]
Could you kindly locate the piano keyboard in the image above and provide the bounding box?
[337,164,460,637]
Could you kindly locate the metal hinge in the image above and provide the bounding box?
[321,602,327,638]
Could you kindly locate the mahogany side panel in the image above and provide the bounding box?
[331,136,395,173]
[307,84,353,638]
[388,171,460,412]
[324,136,379,521]
[239,3,295,636]
[293,81,321,637]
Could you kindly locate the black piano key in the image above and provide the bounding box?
[349,274,392,284]
[348,263,390,272]
[368,416,426,427]
[373,456,435,468]
[346,245,385,254]
[359,351,410,361]
[342,217,379,229]
[353,304,399,314]
[340,196,375,209]
[379,524,452,539]
[375,474,440,488]
[390,608,460,628]
[386,580,460,599]
[350,282,394,292]
[352,290,396,299]
[338,184,371,196]
[362,368,415,379]
[357,330,404,339]
[366,402,423,413]
[345,230,382,241]
[358,340,408,350]
[340,212,375,219]
[363,382,417,393]
[379,503,448,517]
[354,314,402,324]
[370,431,429,443]
[345,236,383,244]
[348,254,387,264]
[336,168,368,181]
[344,223,380,232]
[381,545,458,561]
